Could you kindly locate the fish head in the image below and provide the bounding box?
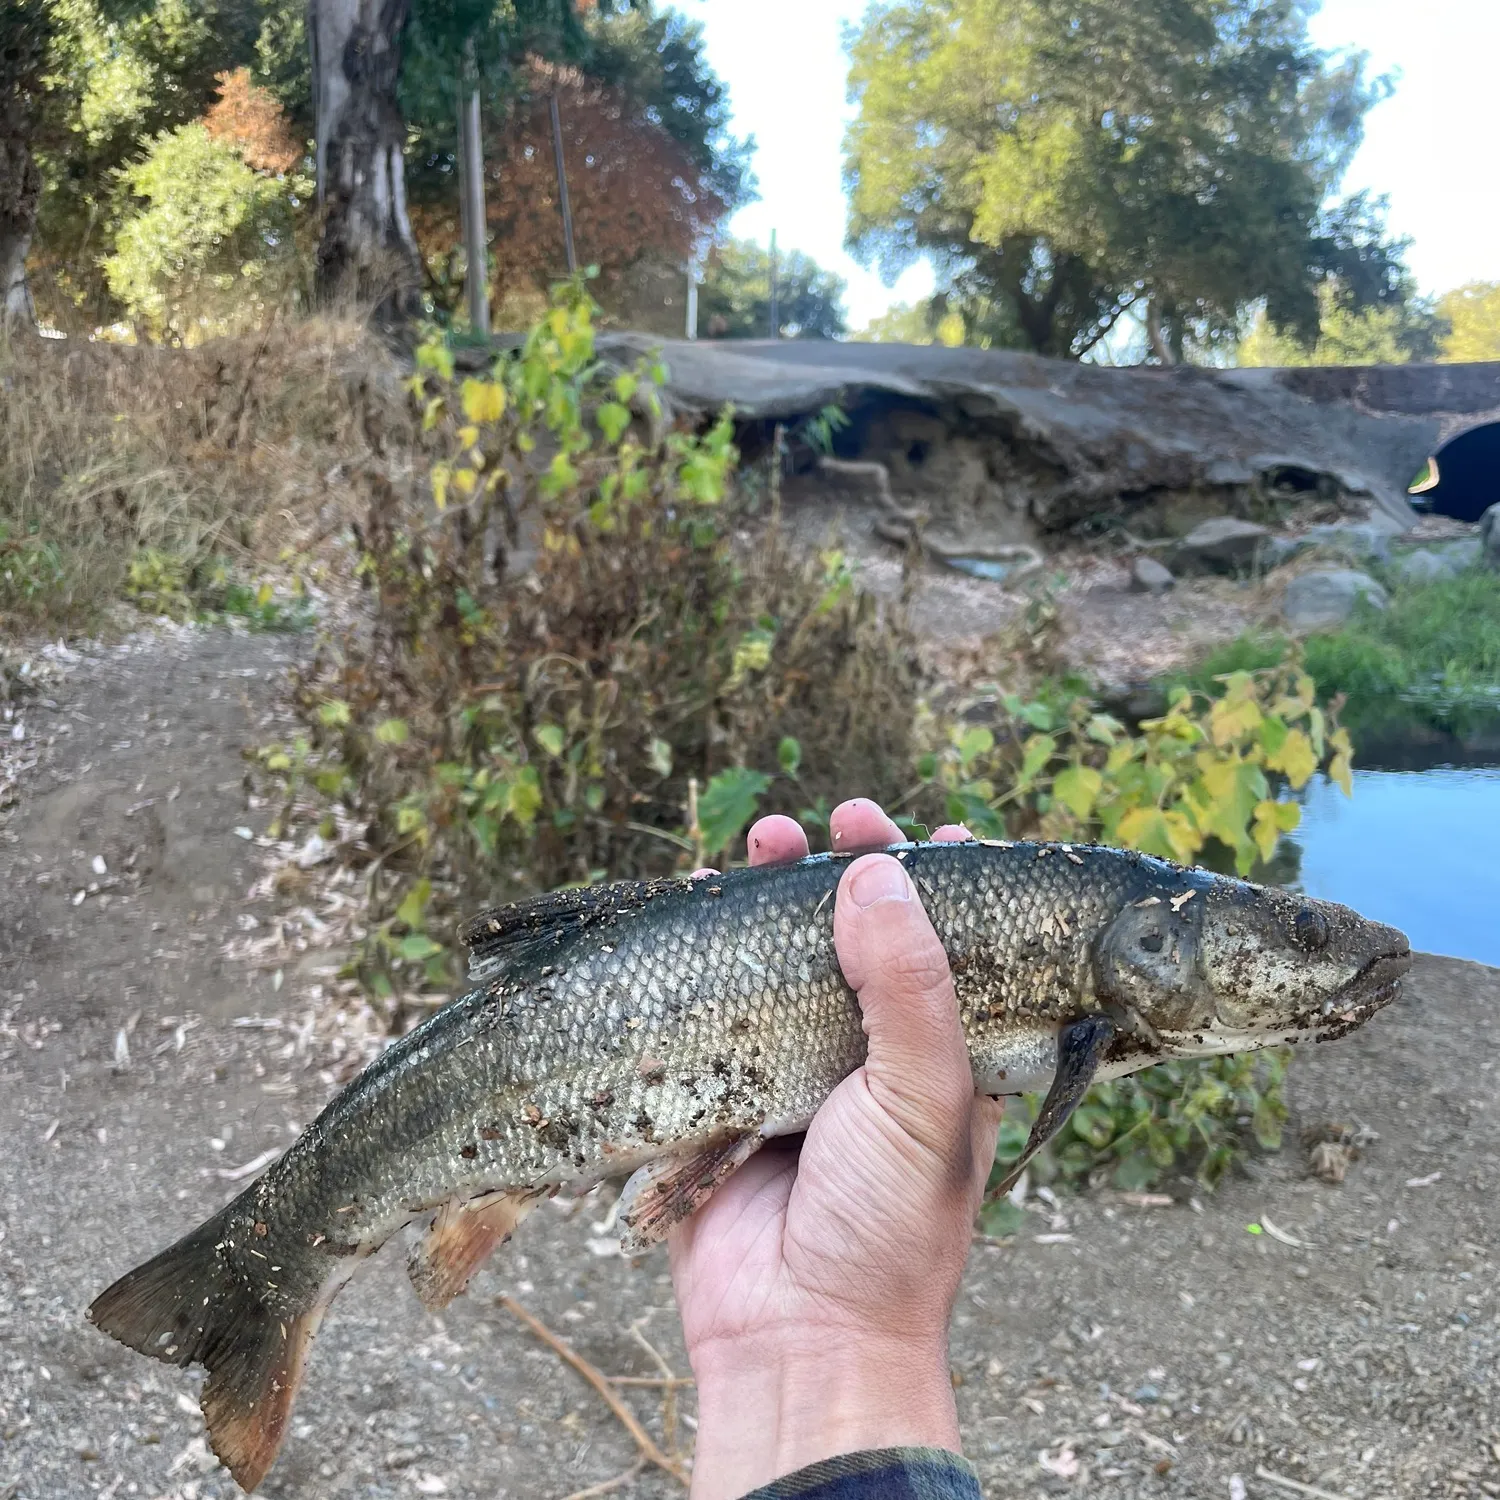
[1095,875,1410,1055]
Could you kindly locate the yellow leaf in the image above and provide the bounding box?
[456,424,479,448]
[1209,694,1262,747]
[454,467,478,496]
[431,462,450,510]
[1265,727,1318,789]
[461,378,506,424]
[422,396,444,431]
[1329,752,1354,798]
[1251,799,1300,862]
[1115,806,1201,863]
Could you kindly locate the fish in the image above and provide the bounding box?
[88,839,1410,1490]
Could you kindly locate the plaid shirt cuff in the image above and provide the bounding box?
[740,1447,981,1500]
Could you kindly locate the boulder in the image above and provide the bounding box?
[1394,549,1462,585]
[1173,518,1271,573]
[1482,504,1500,570]
[1282,570,1389,630]
[1130,556,1176,594]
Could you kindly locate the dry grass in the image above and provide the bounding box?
[0,317,418,632]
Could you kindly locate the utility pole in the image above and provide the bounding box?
[460,42,488,335]
[768,229,779,339]
[549,91,577,275]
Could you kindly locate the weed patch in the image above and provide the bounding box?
[0,319,410,633]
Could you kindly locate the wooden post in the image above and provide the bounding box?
[768,229,779,339]
[457,41,488,335]
[549,91,577,275]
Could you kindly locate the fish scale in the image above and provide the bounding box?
[87,838,1410,1492]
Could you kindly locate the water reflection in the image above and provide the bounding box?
[1286,766,1500,968]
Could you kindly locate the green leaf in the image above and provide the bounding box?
[978,1197,1026,1238]
[955,725,994,770]
[1013,733,1057,790]
[596,401,632,445]
[317,699,351,728]
[394,878,432,930]
[396,933,443,962]
[1052,764,1103,821]
[697,767,772,857]
[374,718,408,745]
[648,738,673,777]
[1069,1102,1116,1149]
[777,736,802,776]
[534,723,566,757]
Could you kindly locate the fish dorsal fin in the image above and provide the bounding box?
[460,878,691,982]
[988,1014,1116,1201]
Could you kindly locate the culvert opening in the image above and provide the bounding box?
[1408,422,1500,524]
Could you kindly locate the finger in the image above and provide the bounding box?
[833,852,974,1157]
[829,798,903,855]
[689,867,721,880]
[746,815,808,867]
[968,1095,1004,1204]
[932,824,973,843]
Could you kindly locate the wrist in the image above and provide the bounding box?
[687,1331,961,1500]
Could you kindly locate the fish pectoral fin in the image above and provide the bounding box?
[617,1133,764,1254]
[407,1188,549,1311]
[988,1014,1117,1201]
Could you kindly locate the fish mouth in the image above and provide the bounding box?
[1319,944,1412,1029]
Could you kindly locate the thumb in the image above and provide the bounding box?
[833,853,975,1159]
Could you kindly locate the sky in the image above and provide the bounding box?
[684,0,1500,332]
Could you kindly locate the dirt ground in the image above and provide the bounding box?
[3,624,1499,1500]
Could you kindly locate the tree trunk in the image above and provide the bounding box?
[1146,298,1176,365]
[1,3,48,337]
[0,138,40,334]
[309,0,422,320]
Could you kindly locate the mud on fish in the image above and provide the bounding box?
[89,839,1410,1489]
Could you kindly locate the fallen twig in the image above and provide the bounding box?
[608,1376,695,1388]
[561,1457,647,1500]
[1254,1467,1350,1500]
[499,1296,689,1487]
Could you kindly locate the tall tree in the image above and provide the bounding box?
[1438,283,1500,364]
[697,237,846,340]
[0,0,49,329]
[309,0,589,316]
[844,0,1397,360]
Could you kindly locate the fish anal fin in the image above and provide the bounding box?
[989,1014,1117,1201]
[407,1189,547,1311]
[618,1134,763,1254]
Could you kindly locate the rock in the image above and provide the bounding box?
[1394,546,1473,584]
[1130,556,1176,594]
[1282,569,1389,630]
[1262,518,1402,571]
[1302,520,1398,562]
[1482,503,1500,570]
[1174,518,1271,573]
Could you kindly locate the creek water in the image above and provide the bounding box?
[1287,762,1500,968]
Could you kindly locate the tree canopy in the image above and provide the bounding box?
[844,0,1406,361]
[697,237,847,340]
[1437,283,1500,364]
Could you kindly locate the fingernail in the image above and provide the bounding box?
[849,857,910,908]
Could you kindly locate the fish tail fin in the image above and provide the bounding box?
[88,1211,320,1492]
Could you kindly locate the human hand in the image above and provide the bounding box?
[671,799,1002,1500]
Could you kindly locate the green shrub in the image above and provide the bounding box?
[264,283,919,1001]
[1172,566,1500,735]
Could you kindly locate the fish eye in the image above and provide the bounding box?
[1293,908,1330,952]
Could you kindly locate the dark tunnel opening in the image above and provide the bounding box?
[1409,422,1500,524]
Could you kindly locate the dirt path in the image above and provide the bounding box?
[2,627,1497,1500]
